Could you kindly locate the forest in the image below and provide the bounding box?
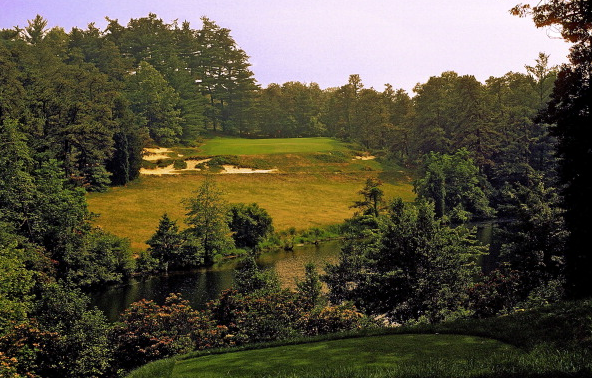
[1,1,592,376]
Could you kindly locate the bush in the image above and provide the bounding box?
[173,159,187,170]
[296,303,371,336]
[111,294,229,372]
[209,289,302,345]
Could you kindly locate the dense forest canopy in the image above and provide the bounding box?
[1,14,558,192]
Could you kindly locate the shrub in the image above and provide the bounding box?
[209,289,302,345]
[296,303,370,336]
[111,293,228,372]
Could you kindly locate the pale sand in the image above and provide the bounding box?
[220,165,278,174]
[353,155,376,160]
[140,164,177,175]
[143,148,174,161]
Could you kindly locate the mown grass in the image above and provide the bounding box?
[127,299,592,378]
[128,334,517,378]
[198,137,349,155]
[87,138,414,251]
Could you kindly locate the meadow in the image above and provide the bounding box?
[87,137,415,250]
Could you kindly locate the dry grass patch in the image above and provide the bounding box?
[87,172,414,251]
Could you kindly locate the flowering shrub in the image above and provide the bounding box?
[296,303,370,336]
[0,352,21,378]
[111,293,229,371]
[209,289,302,344]
[468,269,522,317]
[0,322,59,378]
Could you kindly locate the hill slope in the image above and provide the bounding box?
[87,137,415,250]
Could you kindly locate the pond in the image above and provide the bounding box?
[91,223,497,322]
[90,240,342,321]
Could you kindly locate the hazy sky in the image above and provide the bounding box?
[1,0,571,92]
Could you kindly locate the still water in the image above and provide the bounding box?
[91,240,342,321]
[91,224,496,322]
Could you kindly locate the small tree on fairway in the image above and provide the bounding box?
[184,176,234,264]
[351,177,384,217]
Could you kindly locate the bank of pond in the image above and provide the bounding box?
[92,223,496,322]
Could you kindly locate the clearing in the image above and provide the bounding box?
[87,137,415,251]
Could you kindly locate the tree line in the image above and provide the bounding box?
[2,14,557,192]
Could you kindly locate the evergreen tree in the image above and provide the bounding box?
[324,199,484,323]
[513,0,592,298]
[296,263,323,310]
[146,213,185,270]
[184,176,234,264]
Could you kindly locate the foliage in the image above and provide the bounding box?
[296,263,323,310]
[183,176,234,264]
[31,282,113,378]
[496,177,567,300]
[513,0,592,299]
[0,234,35,334]
[233,256,280,295]
[324,199,485,323]
[414,149,493,221]
[146,213,186,270]
[63,229,135,287]
[468,268,522,318]
[126,61,182,145]
[296,303,369,336]
[208,288,301,345]
[0,282,112,378]
[111,293,229,373]
[228,203,274,249]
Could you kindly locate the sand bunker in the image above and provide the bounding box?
[353,155,376,160]
[143,148,174,161]
[140,164,177,175]
[183,158,211,169]
[220,165,278,174]
[140,158,213,175]
[140,158,278,175]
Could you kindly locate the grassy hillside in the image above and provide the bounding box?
[127,299,592,378]
[199,137,349,155]
[87,137,415,250]
[128,334,518,378]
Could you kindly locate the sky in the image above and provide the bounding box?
[0,0,572,93]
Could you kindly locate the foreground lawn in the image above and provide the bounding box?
[129,334,517,378]
[198,137,349,155]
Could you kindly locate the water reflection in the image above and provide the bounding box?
[90,240,342,321]
[91,227,497,322]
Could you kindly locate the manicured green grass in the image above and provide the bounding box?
[87,138,415,251]
[198,137,349,155]
[127,300,592,378]
[128,334,517,378]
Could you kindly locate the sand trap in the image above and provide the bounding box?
[183,158,211,169]
[140,164,177,175]
[140,159,277,175]
[353,155,376,161]
[143,148,174,161]
[140,158,213,175]
[220,165,278,174]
